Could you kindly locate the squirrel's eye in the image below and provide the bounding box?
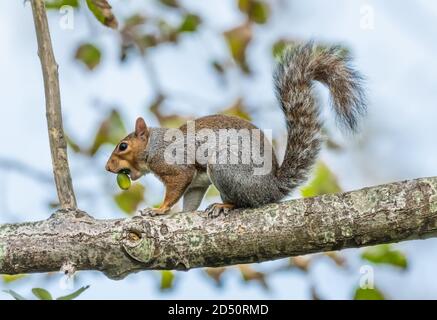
[119,142,128,151]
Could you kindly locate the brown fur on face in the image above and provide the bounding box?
[105,117,150,181]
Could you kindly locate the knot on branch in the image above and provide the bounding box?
[121,217,154,264]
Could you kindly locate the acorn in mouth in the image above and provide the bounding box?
[117,169,131,190]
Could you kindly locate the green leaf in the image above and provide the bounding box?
[300,162,342,198]
[205,185,220,198]
[114,183,145,215]
[32,288,53,300]
[179,14,201,33]
[2,289,27,300]
[57,286,90,300]
[238,0,270,24]
[224,23,252,74]
[88,110,126,156]
[272,40,350,61]
[220,98,252,121]
[75,43,102,71]
[362,244,408,269]
[2,274,27,283]
[159,0,180,8]
[272,39,294,59]
[65,134,82,153]
[45,0,79,9]
[123,14,146,29]
[160,271,175,290]
[149,95,192,128]
[86,0,118,29]
[354,287,385,300]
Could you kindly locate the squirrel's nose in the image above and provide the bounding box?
[105,163,111,172]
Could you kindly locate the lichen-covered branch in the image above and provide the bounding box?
[1,177,436,279]
[31,0,77,209]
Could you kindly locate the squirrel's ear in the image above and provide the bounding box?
[135,117,148,137]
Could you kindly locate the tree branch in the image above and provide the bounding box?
[1,177,436,279]
[31,0,77,209]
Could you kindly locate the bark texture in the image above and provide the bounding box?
[31,0,77,209]
[1,177,436,280]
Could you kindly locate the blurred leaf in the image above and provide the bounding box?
[88,110,126,156]
[32,288,53,300]
[86,0,118,29]
[320,128,343,151]
[2,274,27,283]
[160,271,175,290]
[211,60,226,76]
[354,287,385,300]
[310,286,321,300]
[326,138,343,151]
[159,0,180,8]
[149,95,165,118]
[362,244,408,269]
[45,0,79,9]
[2,290,26,300]
[272,39,350,61]
[57,286,90,300]
[204,267,226,286]
[48,200,60,209]
[205,185,220,198]
[137,34,160,52]
[220,98,251,121]
[238,265,268,289]
[224,22,252,74]
[75,43,102,70]
[66,135,82,153]
[161,115,190,128]
[300,162,342,198]
[124,14,147,28]
[238,0,270,24]
[179,14,201,33]
[272,39,297,59]
[156,19,179,43]
[290,256,311,272]
[324,252,346,267]
[114,183,145,215]
[149,95,192,128]
[120,15,149,59]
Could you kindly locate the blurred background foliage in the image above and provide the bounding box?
[1,0,427,300]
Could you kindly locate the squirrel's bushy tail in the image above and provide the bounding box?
[274,42,366,194]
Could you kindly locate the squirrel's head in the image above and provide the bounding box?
[105,117,150,181]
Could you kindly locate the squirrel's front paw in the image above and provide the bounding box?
[136,207,169,217]
[205,203,235,219]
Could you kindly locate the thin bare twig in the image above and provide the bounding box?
[30,0,77,209]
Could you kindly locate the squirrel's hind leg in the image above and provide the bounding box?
[183,186,209,212]
[206,162,283,211]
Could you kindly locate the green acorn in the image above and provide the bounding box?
[117,172,131,190]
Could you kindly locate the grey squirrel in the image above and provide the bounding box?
[105,42,366,217]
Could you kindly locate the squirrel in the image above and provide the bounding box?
[105,43,366,218]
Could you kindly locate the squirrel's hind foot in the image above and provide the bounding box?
[205,203,235,219]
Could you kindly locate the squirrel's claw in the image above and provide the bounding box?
[205,203,235,219]
[136,208,155,217]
